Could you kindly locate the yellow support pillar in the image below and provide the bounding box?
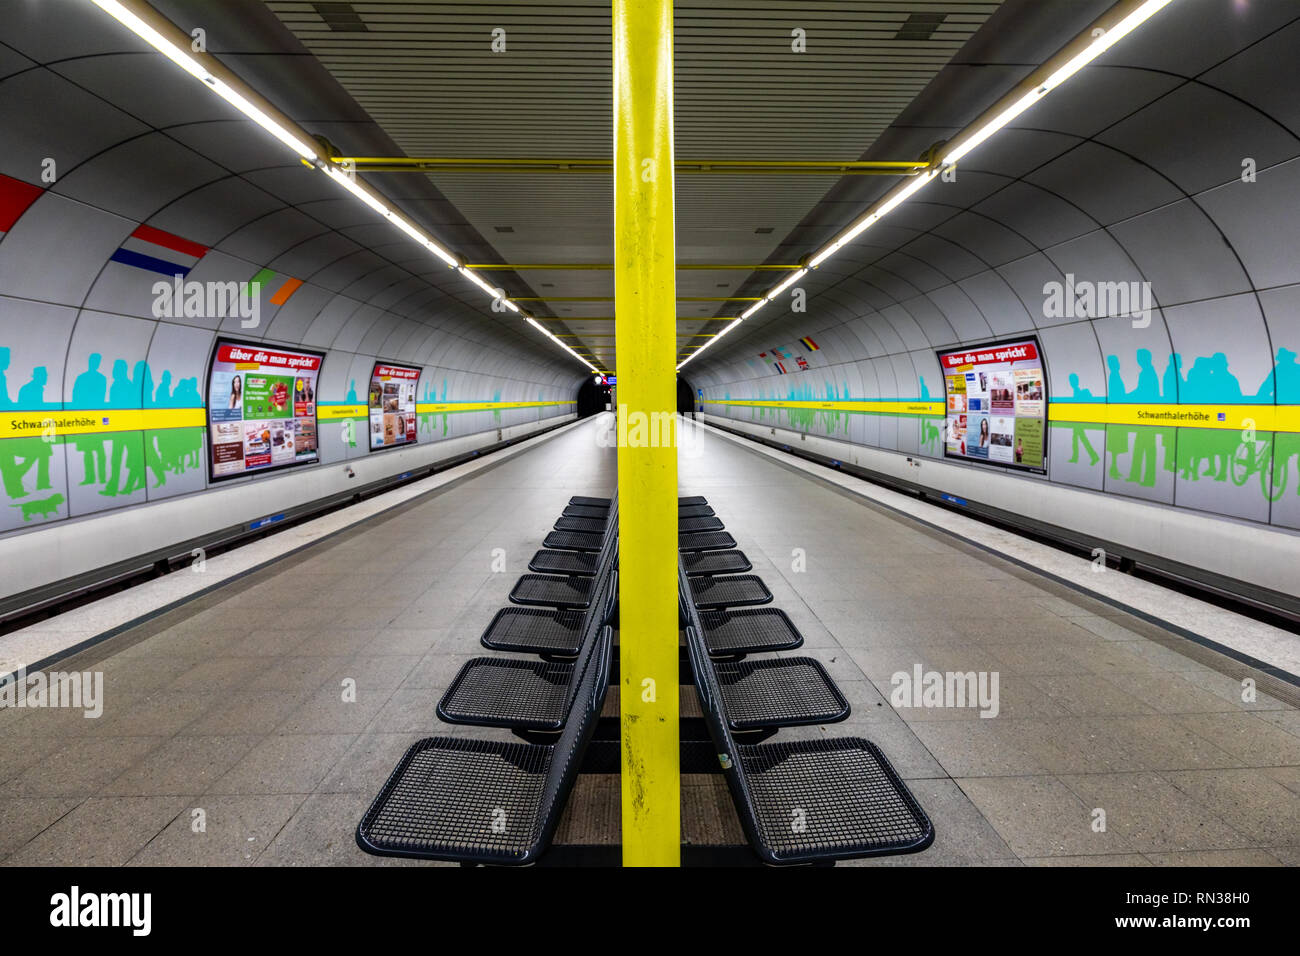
[613,0,680,866]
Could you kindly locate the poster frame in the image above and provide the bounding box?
[366,358,422,454]
[936,334,1050,476]
[205,337,327,483]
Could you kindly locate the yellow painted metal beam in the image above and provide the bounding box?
[465,263,801,271]
[514,296,760,302]
[334,156,929,176]
[614,0,679,867]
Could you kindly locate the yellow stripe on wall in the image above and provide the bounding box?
[699,398,1300,433]
[703,398,944,416]
[0,408,205,437]
[1,400,577,435]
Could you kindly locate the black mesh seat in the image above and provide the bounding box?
[690,574,772,609]
[737,738,933,863]
[677,504,715,519]
[713,657,849,730]
[438,658,575,729]
[510,573,594,609]
[679,515,725,533]
[480,606,585,656]
[678,559,933,865]
[699,608,803,656]
[679,530,736,552]
[683,549,751,576]
[562,504,610,519]
[678,495,708,506]
[528,549,599,575]
[554,515,607,534]
[569,495,611,507]
[357,627,614,865]
[544,530,604,552]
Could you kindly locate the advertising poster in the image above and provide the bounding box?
[369,361,421,451]
[207,340,324,480]
[938,337,1048,473]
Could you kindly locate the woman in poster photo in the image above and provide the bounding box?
[978,417,990,448]
[228,375,242,410]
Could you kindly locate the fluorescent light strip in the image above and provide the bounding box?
[677,316,742,371]
[88,0,590,373]
[943,0,1175,165]
[766,268,807,301]
[684,0,1176,373]
[91,0,317,160]
[686,0,1179,375]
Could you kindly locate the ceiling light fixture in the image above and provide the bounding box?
[679,0,1178,373]
[87,0,593,372]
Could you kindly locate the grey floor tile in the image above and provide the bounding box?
[1056,771,1252,852]
[4,796,189,866]
[204,734,358,795]
[956,776,1135,858]
[127,794,306,866]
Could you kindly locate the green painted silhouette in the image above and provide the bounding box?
[2,352,208,525]
[1065,374,1100,466]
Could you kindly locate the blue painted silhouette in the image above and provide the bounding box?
[16,366,51,408]
[1259,347,1299,404]
[1163,352,1183,402]
[1183,352,1243,403]
[0,346,11,409]
[71,352,108,407]
[346,379,358,403]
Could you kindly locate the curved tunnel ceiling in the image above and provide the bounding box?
[0,0,591,423]
[688,0,1300,532]
[691,0,1300,385]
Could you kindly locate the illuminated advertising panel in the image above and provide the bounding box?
[938,336,1048,474]
[207,339,324,481]
[367,360,420,451]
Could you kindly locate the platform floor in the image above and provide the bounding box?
[680,422,1300,866]
[1,413,1297,866]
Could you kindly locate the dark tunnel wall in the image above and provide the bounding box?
[690,0,1300,549]
[0,0,588,601]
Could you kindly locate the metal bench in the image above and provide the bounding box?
[442,568,617,731]
[679,530,737,552]
[679,515,725,533]
[509,573,596,609]
[544,529,605,552]
[512,500,620,608]
[562,504,610,519]
[357,624,614,865]
[679,569,843,731]
[528,548,599,575]
[570,495,705,508]
[479,605,588,657]
[677,504,715,519]
[688,573,773,609]
[485,498,619,654]
[698,607,804,656]
[682,549,751,576]
[554,515,608,534]
[683,615,933,864]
